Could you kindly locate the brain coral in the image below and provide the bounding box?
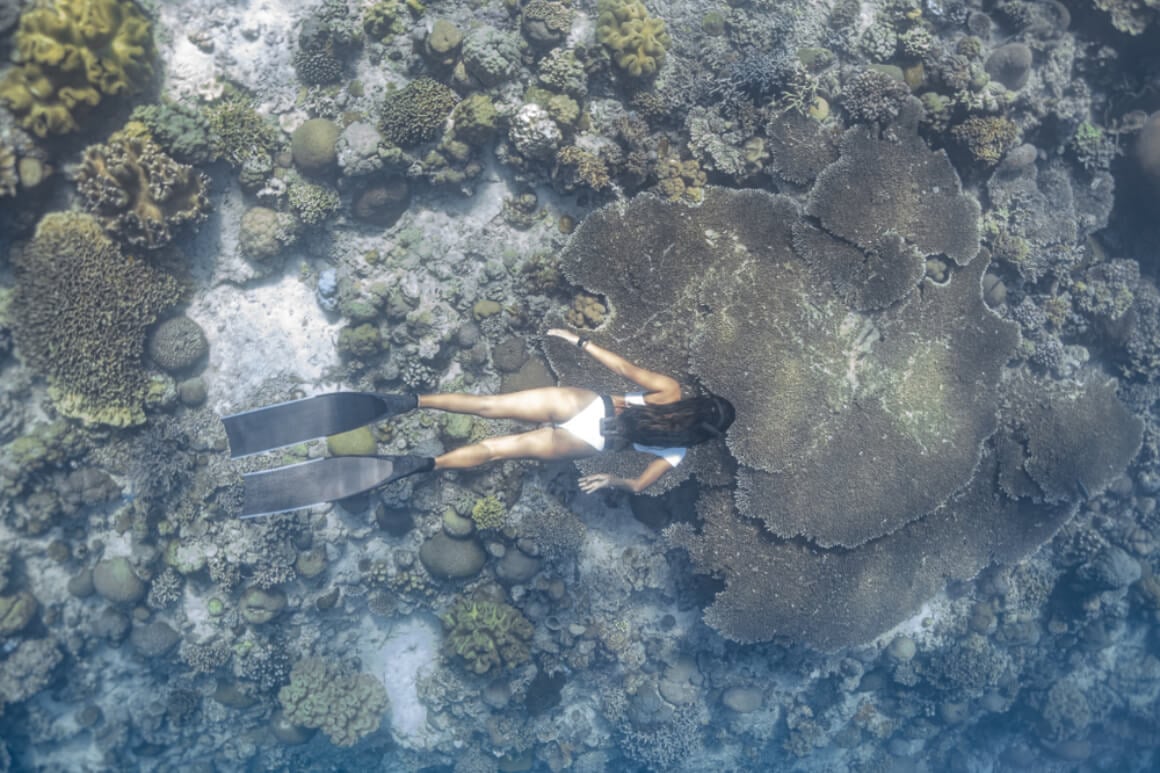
[548,175,1141,647]
[0,0,155,137]
[74,124,211,250]
[10,212,181,426]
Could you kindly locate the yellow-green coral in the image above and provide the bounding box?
[596,0,671,78]
[75,123,211,250]
[10,213,180,426]
[441,598,534,674]
[470,495,507,530]
[0,0,155,137]
[277,658,388,747]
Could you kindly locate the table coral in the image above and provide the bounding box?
[74,124,211,250]
[548,181,1141,648]
[10,212,181,426]
[278,657,389,747]
[0,0,155,137]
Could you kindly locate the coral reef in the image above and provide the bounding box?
[441,598,534,674]
[552,183,1138,646]
[0,0,155,136]
[596,0,671,78]
[380,78,460,147]
[10,213,181,425]
[74,124,212,250]
[277,657,389,746]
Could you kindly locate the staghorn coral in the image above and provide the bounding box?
[0,0,155,137]
[595,0,671,78]
[278,657,388,747]
[74,124,211,250]
[10,213,181,426]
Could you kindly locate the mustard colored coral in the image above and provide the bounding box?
[75,123,211,250]
[596,0,671,78]
[0,0,155,137]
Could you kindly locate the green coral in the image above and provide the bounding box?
[596,0,671,78]
[337,323,382,358]
[10,213,181,426]
[379,77,460,147]
[450,93,498,146]
[950,116,1019,165]
[287,177,341,226]
[469,495,507,530]
[363,0,407,40]
[277,657,389,747]
[74,123,212,250]
[202,92,284,167]
[130,101,216,165]
[0,0,155,137]
[441,598,534,674]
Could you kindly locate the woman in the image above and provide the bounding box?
[417,328,735,493]
[227,330,735,515]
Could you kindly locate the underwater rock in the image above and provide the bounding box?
[722,686,763,713]
[92,557,146,604]
[291,118,341,177]
[130,621,179,657]
[239,586,287,624]
[419,532,486,579]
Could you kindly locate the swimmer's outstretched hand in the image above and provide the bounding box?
[579,473,615,493]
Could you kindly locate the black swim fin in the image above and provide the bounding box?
[239,455,433,518]
[222,392,416,458]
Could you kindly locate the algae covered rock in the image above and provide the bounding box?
[419,532,486,579]
[278,657,388,747]
[291,118,341,176]
[9,213,181,426]
[92,557,146,604]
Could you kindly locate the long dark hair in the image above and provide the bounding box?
[607,395,735,448]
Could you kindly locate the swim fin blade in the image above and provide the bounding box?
[222,392,409,458]
[239,456,399,518]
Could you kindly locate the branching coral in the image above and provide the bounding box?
[380,78,460,147]
[10,212,181,426]
[278,657,389,746]
[74,124,211,250]
[0,0,155,137]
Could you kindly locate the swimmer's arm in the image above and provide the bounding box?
[579,458,674,494]
[546,329,680,402]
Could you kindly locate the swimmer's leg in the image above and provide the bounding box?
[419,387,597,424]
[434,427,595,470]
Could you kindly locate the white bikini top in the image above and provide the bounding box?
[625,393,687,468]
